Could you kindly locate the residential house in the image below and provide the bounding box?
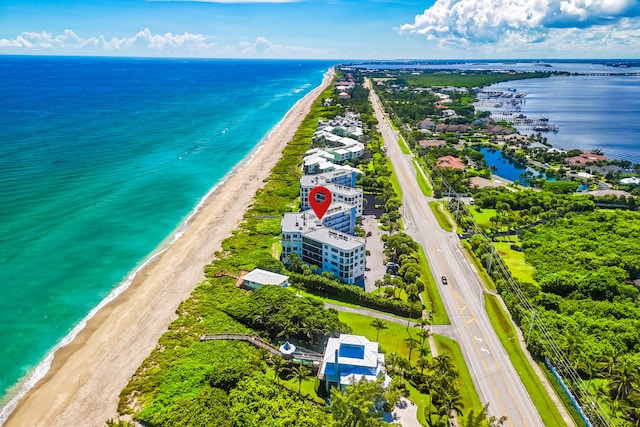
[242,268,289,290]
[436,155,466,170]
[565,152,609,167]
[418,139,446,149]
[418,118,435,131]
[318,334,391,394]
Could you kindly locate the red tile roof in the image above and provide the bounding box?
[436,155,466,170]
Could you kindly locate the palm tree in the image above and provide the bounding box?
[405,337,419,362]
[441,389,463,420]
[276,318,298,341]
[417,356,431,374]
[386,352,399,375]
[433,354,455,377]
[370,319,388,342]
[288,362,311,395]
[268,354,285,385]
[418,345,430,360]
[623,401,640,427]
[417,329,431,348]
[415,316,430,329]
[396,356,410,376]
[609,359,639,402]
[464,403,508,427]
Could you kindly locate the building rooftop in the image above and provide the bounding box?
[436,155,466,170]
[325,183,362,196]
[242,268,289,286]
[304,228,365,251]
[300,169,362,188]
[281,211,322,233]
[282,203,355,233]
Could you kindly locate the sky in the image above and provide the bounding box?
[0,0,639,59]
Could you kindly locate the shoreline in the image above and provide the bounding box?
[2,67,335,427]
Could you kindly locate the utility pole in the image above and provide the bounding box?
[526,310,536,347]
[487,244,495,274]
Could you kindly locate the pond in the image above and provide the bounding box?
[475,147,589,191]
[476,147,540,183]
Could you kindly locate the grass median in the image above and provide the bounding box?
[428,200,455,232]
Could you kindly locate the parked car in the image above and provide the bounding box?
[441,275,448,285]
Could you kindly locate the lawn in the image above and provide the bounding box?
[493,241,537,284]
[484,293,569,427]
[387,157,403,199]
[337,310,423,361]
[469,207,497,228]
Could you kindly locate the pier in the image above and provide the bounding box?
[476,90,559,132]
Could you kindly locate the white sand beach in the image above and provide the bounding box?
[4,68,335,427]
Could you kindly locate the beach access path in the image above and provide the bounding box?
[4,69,335,427]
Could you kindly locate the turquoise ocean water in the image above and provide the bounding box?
[0,56,336,417]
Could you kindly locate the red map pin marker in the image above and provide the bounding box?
[309,186,332,220]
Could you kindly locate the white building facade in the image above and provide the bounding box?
[281,216,365,287]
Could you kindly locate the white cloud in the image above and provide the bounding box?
[235,36,317,56]
[399,0,640,54]
[0,29,325,58]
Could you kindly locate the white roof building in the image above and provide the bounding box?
[281,202,357,236]
[242,268,289,290]
[621,177,640,185]
[300,183,363,217]
[318,334,390,392]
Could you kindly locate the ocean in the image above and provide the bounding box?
[0,56,335,417]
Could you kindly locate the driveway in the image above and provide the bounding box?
[384,397,421,427]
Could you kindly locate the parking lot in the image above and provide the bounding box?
[362,214,387,292]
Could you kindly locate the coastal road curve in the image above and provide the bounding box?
[367,80,545,427]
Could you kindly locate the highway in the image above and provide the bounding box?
[367,82,545,427]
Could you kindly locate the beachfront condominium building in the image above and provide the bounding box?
[301,164,362,187]
[318,334,391,396]
[303,144,365,173]
[281,215,365,287]
[300,171,363,217]
[316,112,364,141]
[282,202,357,237]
